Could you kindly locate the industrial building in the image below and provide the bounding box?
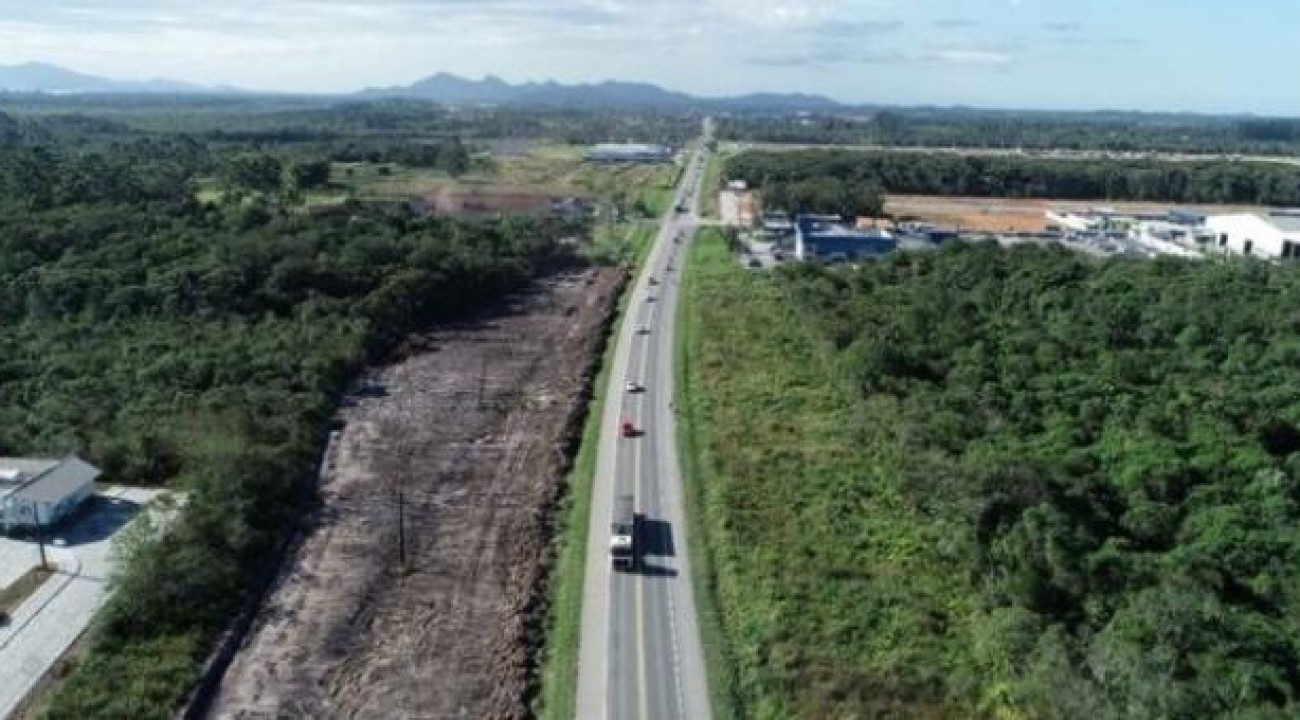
[1042,207,1213,258]
[0,455,100,534]
[584,143,673,164]
[794,214,897,261]
[1204,212,1300,260]
[761,211,795,239]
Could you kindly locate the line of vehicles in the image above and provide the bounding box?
[611,145,705,572]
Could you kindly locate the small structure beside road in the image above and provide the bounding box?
[0,455,100,535]
[718,187,759,227]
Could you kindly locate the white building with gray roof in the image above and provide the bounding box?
[1205,212,1300,260]
[0,455,100,534]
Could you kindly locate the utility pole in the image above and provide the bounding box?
[397,490,406,567]
[477,356,488,410]
[37,523,48,570]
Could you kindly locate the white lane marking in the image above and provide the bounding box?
[658,240,690,720]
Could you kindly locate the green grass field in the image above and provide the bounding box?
[699,151,727,219]
[325,148,679,214]
[675,228,747,719]
[328,162,456,200]
[675,229,936,719]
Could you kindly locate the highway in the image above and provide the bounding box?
[575,124,713,720]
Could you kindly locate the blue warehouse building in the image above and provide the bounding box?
[794,214,897,262]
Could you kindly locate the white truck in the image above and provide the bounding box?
[610,493,639,571]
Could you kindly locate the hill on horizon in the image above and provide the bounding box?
[0,61,843,111]
[360,72,843,111]
[0,61,210,93]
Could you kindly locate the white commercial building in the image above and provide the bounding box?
[1046,209,1111,233]
[584,143,673,164]
[1133,220,1210,258]
[1204,212,1300,260]
[0,455,100,534]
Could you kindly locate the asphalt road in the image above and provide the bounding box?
[575,127,713,720]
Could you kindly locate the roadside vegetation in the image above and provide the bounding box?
[699,150,727,219]
[675,228,748,719]
[678,230,1300,718]
[727,148,1300,207]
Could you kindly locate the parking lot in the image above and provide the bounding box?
[0,487,166,718]
[739,233,785,270]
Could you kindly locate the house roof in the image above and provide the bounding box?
[1,455,100,504]
[0,459,60,484]
[1265,213,1300,233]
[1210,212,1300,234]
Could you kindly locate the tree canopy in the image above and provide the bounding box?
[683,233,1300,719]
[0,117,585,719]
[727,148,1300,206]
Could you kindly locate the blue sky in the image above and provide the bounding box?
[0,0,1296,115]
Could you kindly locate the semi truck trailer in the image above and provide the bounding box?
[610,493,639,571]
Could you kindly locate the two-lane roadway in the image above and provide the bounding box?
[576,129,713,720]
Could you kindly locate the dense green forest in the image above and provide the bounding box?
[0,93,698,146]
[726,149,1300,208]
[680,232,1300,719]
[0,96,696,198]
[720,112,1300,156]
[0,109,584,718]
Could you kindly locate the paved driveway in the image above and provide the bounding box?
[0,487,164,718]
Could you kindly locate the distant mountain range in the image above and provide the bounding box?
[0,62,842,111]
[359,72,844,111]
[0,61,216,93]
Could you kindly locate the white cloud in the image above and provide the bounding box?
[922,49,1015,67]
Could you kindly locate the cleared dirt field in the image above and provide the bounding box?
[423,185,590,218]
[207,267,623,720]
[886,195,1270,232]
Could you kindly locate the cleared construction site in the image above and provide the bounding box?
[206,267,623,719]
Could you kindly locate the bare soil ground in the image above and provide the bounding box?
[885,194,1270,233]
[208,267,623,720]
[425,186,588,218]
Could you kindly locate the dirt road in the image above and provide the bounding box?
[886,194,1271,233]
[208,267,623,720]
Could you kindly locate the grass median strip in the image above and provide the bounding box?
[0,565,55,620]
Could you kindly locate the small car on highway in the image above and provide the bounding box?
[621,419,637,437]
[625,380,642,393]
